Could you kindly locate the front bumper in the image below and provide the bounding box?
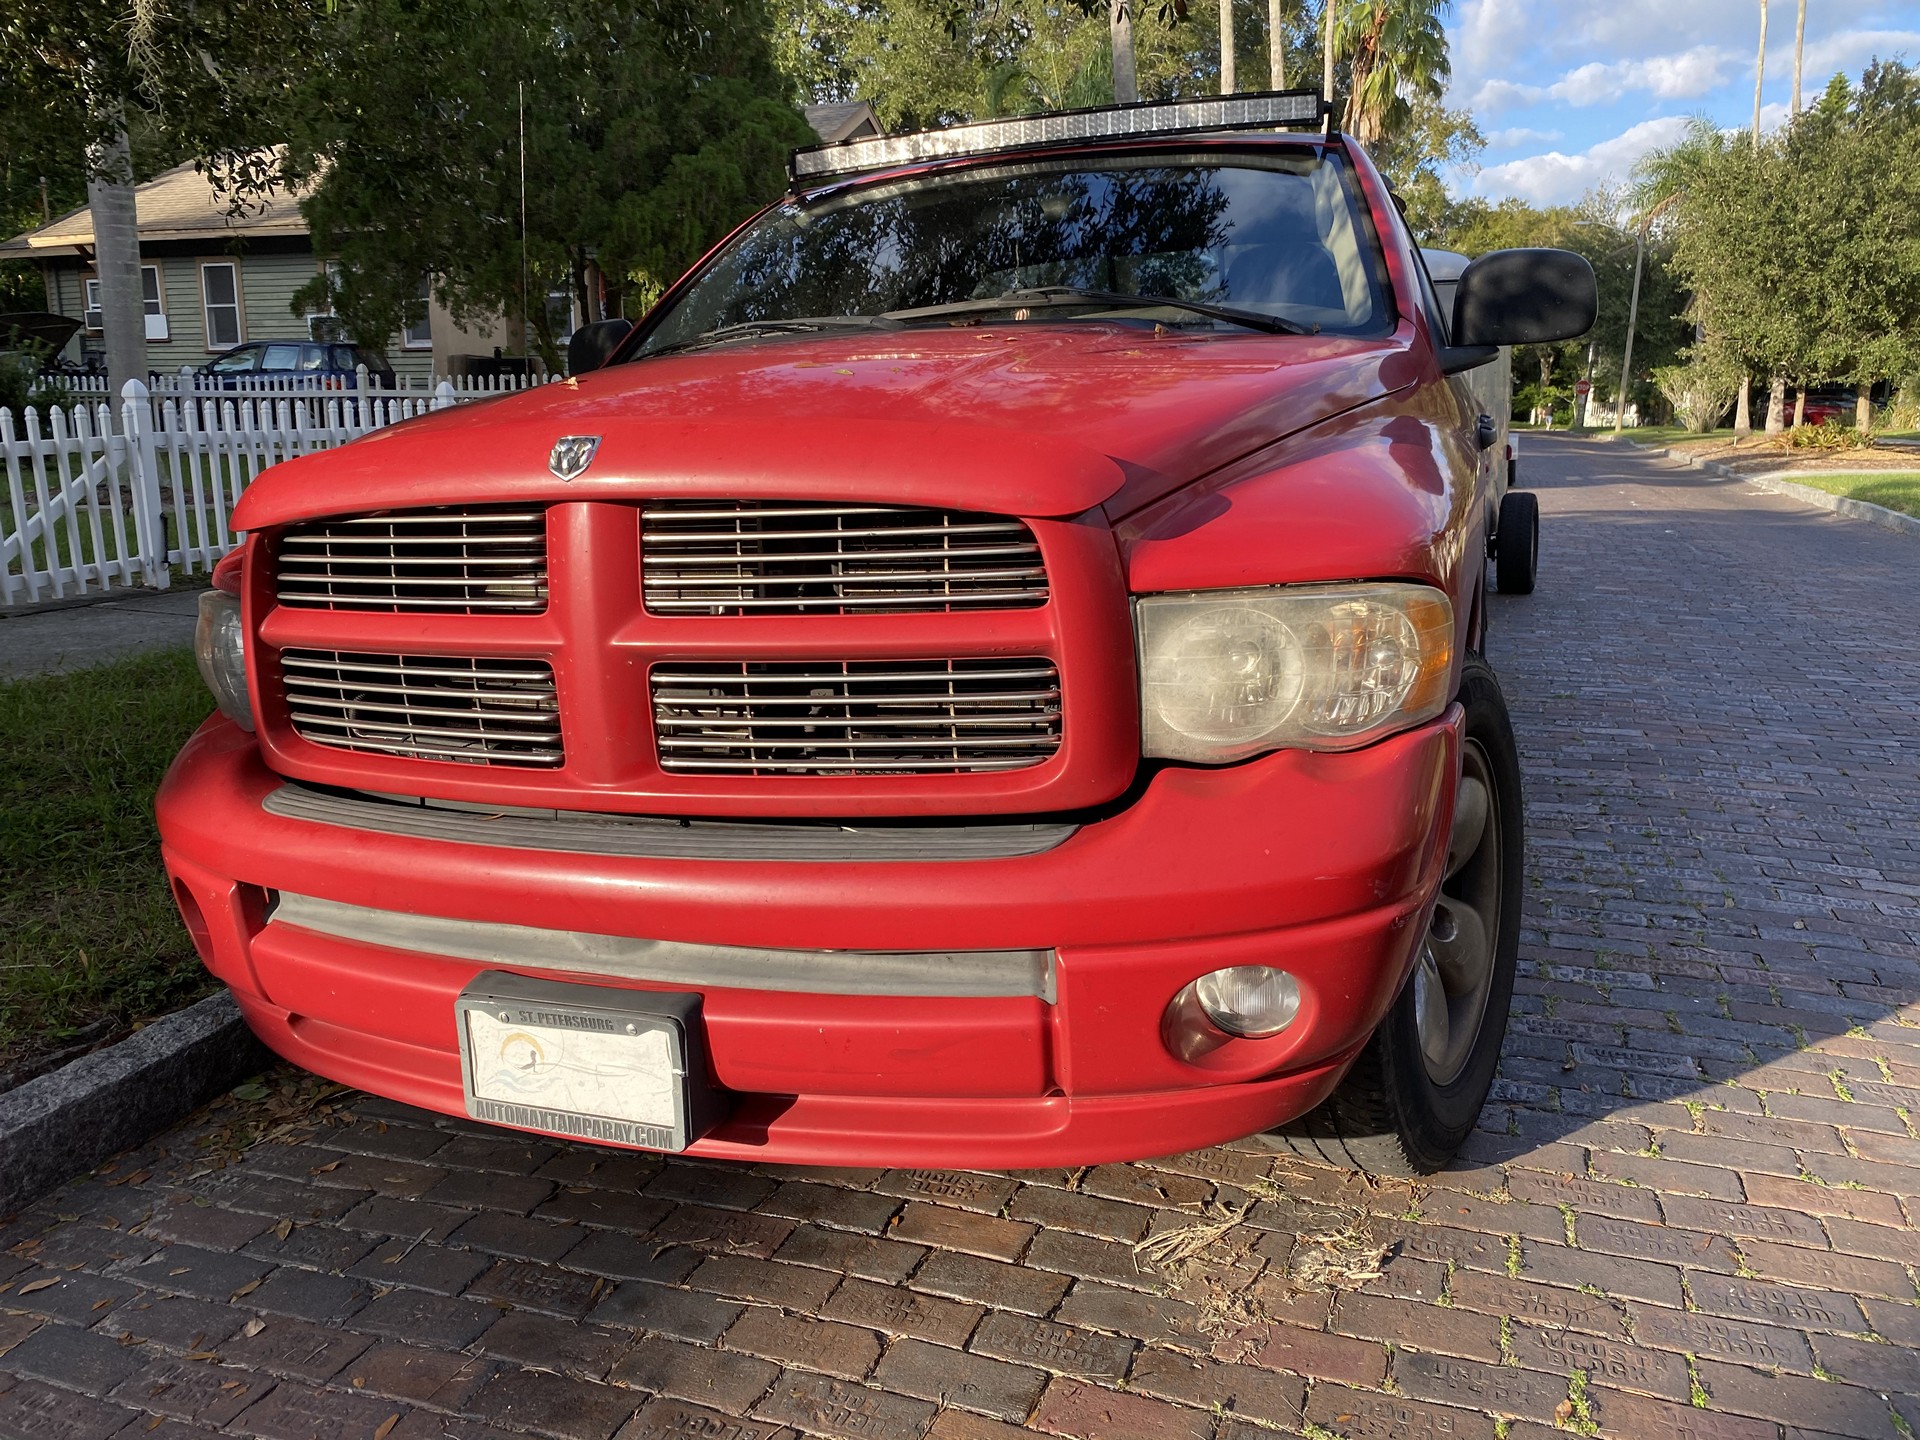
[158,708,1461,1167]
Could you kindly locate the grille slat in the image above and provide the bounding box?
[643,500,1048,615]
[280,649,563,768]
[652,659,1062,776]
[277,506,548,614]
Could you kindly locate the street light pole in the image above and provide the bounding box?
[1614,228,1645,437]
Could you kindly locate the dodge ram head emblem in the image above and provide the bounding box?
[548,435,601,481]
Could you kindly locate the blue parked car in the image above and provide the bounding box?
[199,340,397,390]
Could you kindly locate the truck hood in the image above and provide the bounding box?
[233,324,1415,530]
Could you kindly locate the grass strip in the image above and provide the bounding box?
[1783,471,1920,521]
[0,645,216,1073]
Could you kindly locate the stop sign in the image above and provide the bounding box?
[1575,380,1592,397]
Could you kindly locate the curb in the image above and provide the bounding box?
[1585,436,1920,540]
[1739,470,1920,540]
[0,992,271,1219]
[1,580,208,622]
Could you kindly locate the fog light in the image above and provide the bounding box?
[1194,965,1300,1037]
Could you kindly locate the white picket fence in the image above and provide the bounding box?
[2,377,531,607]
[51,367,549,404]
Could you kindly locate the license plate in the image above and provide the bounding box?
[456,974,719,1152]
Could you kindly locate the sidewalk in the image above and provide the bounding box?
[0,586,203,681]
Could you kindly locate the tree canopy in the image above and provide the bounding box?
[282,0,813,366]
[1641,60,1920,426]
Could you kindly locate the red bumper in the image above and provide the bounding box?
[157,709,1461,1167]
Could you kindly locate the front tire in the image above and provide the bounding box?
[1264,656,1523,1175]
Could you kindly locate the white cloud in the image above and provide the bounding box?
[1795,27,1920,79]
[1556,46,1733,103]
[1474,45,1733,112]
[1471,78,1545,110]
[1572,0,1762,59]
[1486,126,1565,148]
[1473,115,1696,205]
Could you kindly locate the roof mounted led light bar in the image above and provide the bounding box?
[791,89,1330,183]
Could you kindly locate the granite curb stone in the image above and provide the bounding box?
[0,991,270,1218]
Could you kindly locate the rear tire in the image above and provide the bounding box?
[1262,656,1523,1175]
[1495,490,1539,595]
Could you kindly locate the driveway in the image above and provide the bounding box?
[4,433,1919,1440]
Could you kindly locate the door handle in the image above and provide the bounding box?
[1476,415,1498,451]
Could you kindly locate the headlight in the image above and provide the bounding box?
[194,590,255,731]
[1136,584,1452,761]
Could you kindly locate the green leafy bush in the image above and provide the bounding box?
[0,352,38,414]
[1654,362,1740,433]
[1776,423,1876,451]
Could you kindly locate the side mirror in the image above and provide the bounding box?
[1451,248,1597,349]
[568,318,633,376]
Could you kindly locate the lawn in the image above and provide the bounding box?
[0,647,217,1078]
[1610,426,1736,446]
[1787,471,1920,520]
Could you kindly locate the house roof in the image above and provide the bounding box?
[0,154,311,259]
[804,102,883,145]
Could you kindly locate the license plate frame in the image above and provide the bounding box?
[455,973,723,1152]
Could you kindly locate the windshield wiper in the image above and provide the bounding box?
[885,287,1314,336]
[646,315,905,357]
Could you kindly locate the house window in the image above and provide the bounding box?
[402,276,433,350]
[307,261,345,342]
[82,267,168,340]
[143,266,168,342]
[545,289,576,344]
[202,262,242,348]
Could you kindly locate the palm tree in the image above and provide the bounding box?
[1112,0,1139,101]
[1791,0,1806,114]
[1220,0,1236,92]
[1335,0,1450,144]
[1269,0,1286,87]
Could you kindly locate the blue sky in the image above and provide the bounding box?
[1447,0,1920,205]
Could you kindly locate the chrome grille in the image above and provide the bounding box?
[280,650,563,767]
[276,506,548,613]
[642,501,1047,614]
[652,660,1062,774]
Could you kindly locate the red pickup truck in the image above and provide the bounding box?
[161,92,1593,1174]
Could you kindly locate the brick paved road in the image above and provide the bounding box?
[5,434,1920,1440]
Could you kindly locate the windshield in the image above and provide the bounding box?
[633,151,1389,355]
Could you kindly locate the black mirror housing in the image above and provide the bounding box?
[1451,249,1597,349]
[568,318,634,376]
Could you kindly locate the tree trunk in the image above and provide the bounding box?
[1219,0,1235,93]
[1110,1,1139,103]
[1791,388,1806,427]
[1856,384,1873,432]
[1269,0,1286,87]
[1791,0,1806,114]
[1764,374,1786,435]
[1734,376,1752,437]
[86,126,146,418]
[1322,0,1336,108]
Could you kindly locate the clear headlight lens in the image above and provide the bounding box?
[1137,584,1452,761]
[194,590,255,731]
